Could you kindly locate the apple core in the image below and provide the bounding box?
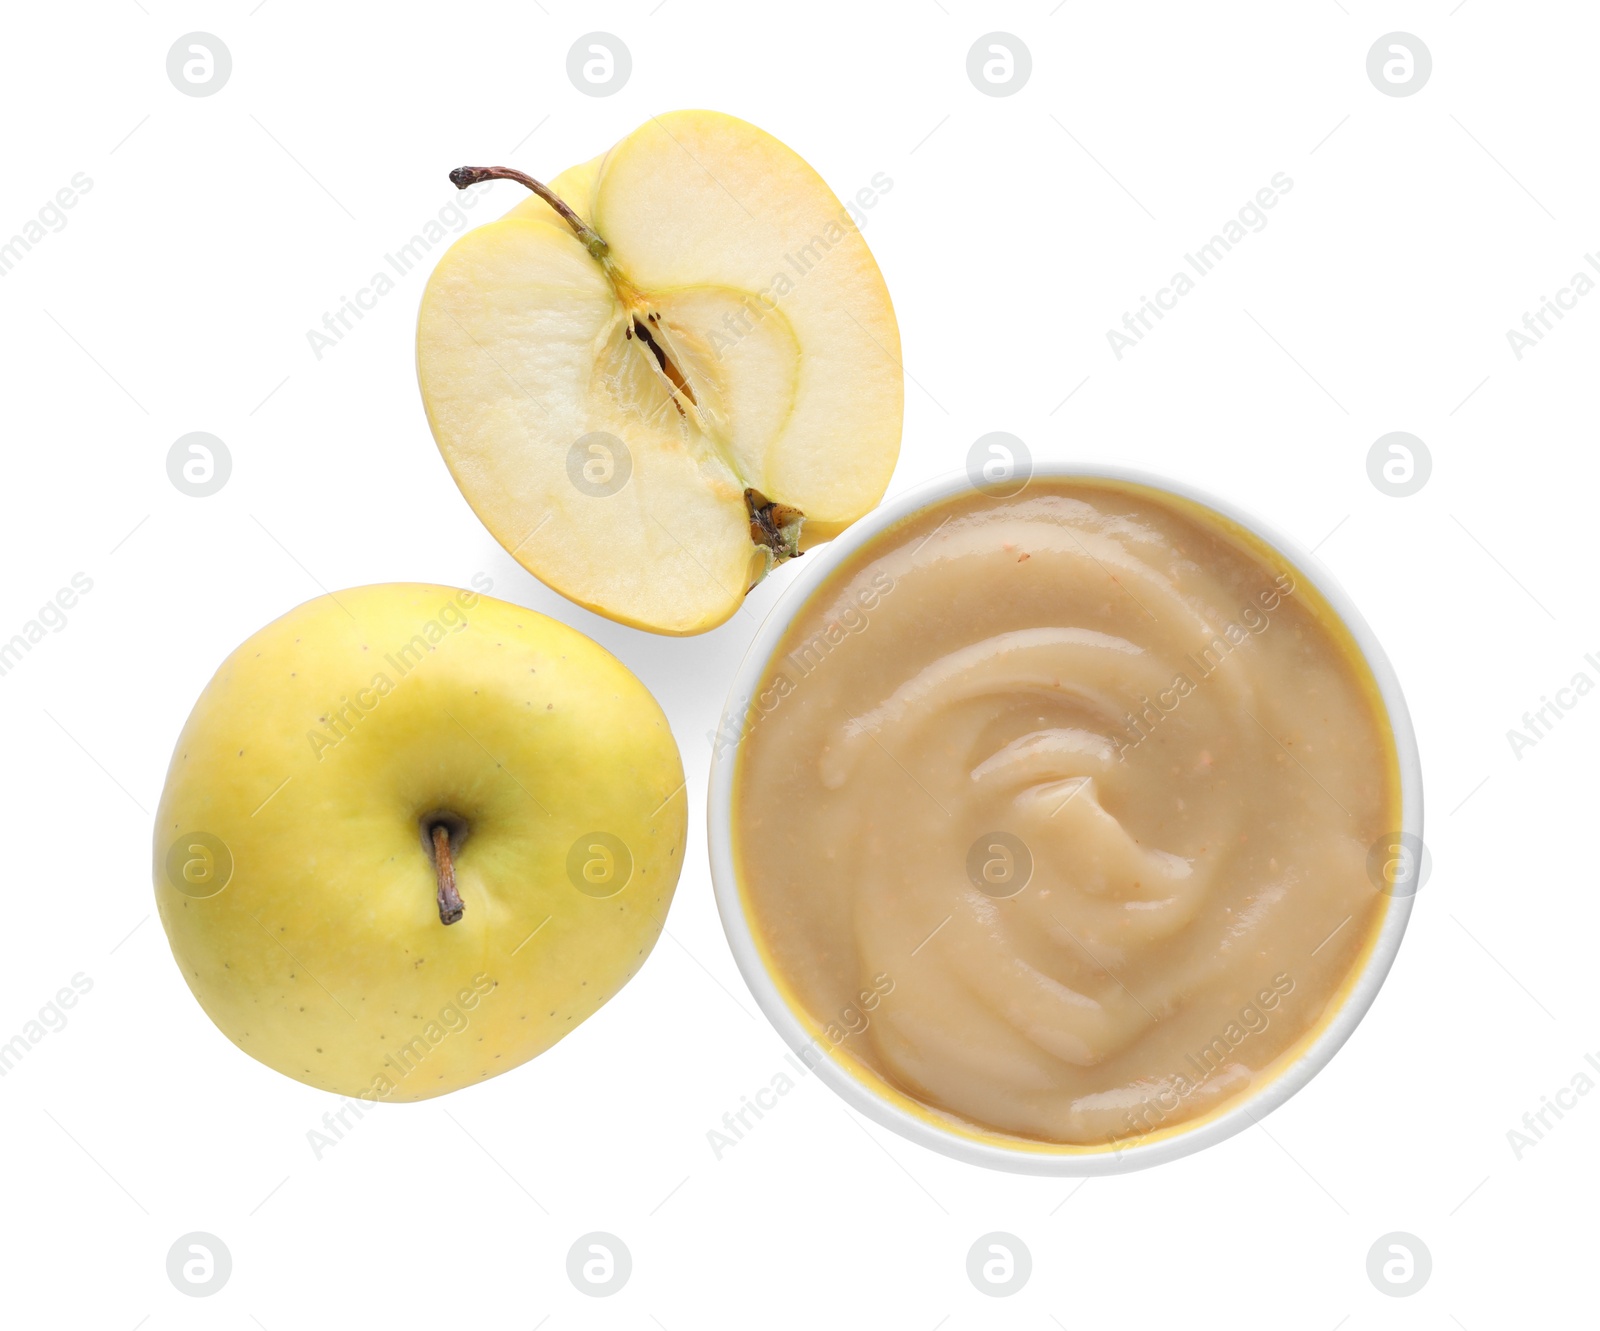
[418,111,904,634]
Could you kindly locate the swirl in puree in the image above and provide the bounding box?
[731,481,1399,1146]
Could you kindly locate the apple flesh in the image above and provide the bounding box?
[417,110,904,635]
[153,584,686,1101]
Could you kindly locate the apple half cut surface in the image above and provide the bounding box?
[417,110,904,635]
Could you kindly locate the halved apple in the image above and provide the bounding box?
[417,110,904,635]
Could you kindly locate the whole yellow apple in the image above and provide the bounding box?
[153,583,686,1101]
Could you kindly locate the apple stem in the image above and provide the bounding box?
[431,824,465,926]
[449,166,609,260]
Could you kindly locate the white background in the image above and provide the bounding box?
[0,2,1592,1326]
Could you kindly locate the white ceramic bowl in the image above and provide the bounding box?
[707,464,1422,1174]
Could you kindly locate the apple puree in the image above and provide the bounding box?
[732,481,1400,1145]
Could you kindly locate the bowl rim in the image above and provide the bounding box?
[705,461,1422,1175]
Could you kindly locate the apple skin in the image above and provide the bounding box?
[417,110,904,636]
[153,583,686,1101]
